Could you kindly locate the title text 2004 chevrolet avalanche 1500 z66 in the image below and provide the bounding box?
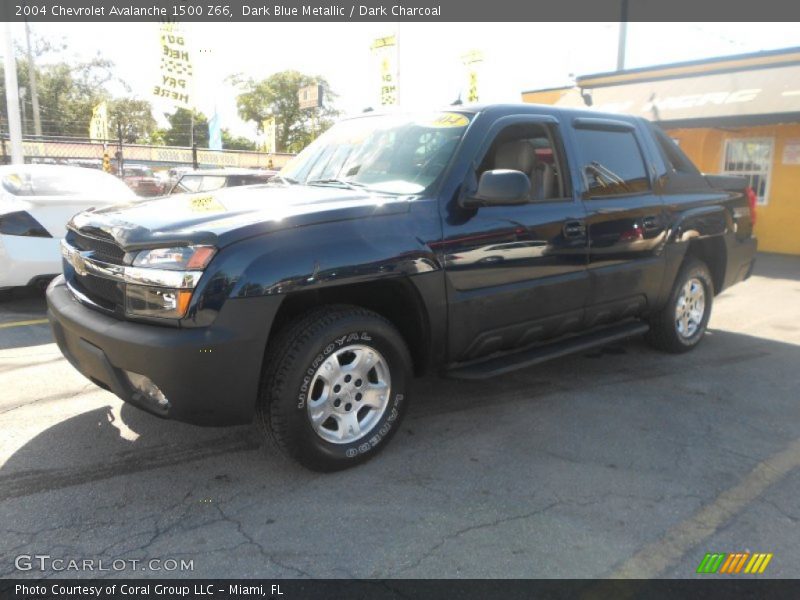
[47,105,757,471]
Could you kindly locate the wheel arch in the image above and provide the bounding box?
[267,277,435,376]
[684,236,727,295]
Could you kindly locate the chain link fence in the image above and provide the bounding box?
[0,136,294,171]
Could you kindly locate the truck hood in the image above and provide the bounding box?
[69,184,411,251]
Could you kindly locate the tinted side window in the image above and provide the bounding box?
[575,128,650,198]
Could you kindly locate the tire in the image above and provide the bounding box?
[646,257,714,353]
[257,304,412,472]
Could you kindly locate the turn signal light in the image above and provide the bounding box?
[746,186,757,226]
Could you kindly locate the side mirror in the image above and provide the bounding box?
[464,169,531,207]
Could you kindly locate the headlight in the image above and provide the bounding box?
[132,245,216,270]
[125,245,216,319]
[0,211,51,237]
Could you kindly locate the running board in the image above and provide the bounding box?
[445,321,650,380]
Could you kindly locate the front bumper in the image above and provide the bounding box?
[47,276,281,426]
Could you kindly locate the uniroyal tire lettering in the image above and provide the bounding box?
[296,329,404,456]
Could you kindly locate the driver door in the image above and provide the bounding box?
[438,116,589,363]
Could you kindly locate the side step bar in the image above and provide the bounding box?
[445,321,650,380]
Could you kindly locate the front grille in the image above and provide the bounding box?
[65,227,126,312]
[66,228,126,265]
[72,273,124,312]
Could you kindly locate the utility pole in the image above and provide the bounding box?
[19,87,27,135]
[24,21,41,137]
[3,23,24,164]
[117,121,124,175]
[617,0,629,71]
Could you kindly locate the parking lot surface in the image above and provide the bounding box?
[1,253,799,579]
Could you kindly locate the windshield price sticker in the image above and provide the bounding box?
[188,195,226,213]
[424,113,470,128]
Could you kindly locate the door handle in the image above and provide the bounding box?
[642,215,659,231]
[563,220,587,238]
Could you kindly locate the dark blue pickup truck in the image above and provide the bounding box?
[47,105,757,470]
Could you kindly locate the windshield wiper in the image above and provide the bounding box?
[270,175,299,185]
[306,178,368,191]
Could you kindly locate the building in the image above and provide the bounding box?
[522,47,800,255]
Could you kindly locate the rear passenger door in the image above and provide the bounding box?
[569,118,667,328]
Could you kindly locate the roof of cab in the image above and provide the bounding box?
[342,103,644,125]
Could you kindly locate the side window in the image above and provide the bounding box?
[476,122,570,202]
[575,128,651,198]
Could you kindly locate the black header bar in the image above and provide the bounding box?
[4,579,800,600]
[2,0,800,22]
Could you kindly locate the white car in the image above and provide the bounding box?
[0,165,136,290]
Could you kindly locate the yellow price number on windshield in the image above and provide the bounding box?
[427,113,470,128]
[189,195,226,213]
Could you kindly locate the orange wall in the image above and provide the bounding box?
[668,125,800,255]
[521,89,572,105]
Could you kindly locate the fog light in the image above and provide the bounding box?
[125,285,193,319]
[125,371,170,411]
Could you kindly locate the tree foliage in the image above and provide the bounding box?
[221,130,256,151]
[160,108,209,147]
[0,33,157,142]
[232,70,339,153]
[109,98,158,144]
[156,110,257,150]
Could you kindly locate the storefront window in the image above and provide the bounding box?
[723,138,773,205]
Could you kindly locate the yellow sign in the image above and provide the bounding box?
[461,50,484,103]
[262,117,277,154]
[153,23,194,108]
[425,113,470,128]
[188,195,225,213]
[89,101,108,141]
[371,35,398,107]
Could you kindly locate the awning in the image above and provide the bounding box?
[552,63,800,126]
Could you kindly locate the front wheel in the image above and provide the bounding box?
[257,305,412,471]
[646,257,714,353]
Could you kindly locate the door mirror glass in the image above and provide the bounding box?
[466,169,531,207]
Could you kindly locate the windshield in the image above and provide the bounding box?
[172,174,228,194]
[280,112,472,194]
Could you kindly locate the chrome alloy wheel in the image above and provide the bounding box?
[306,344,392,444]
[675,277,706,339]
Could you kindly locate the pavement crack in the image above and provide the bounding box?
[393,501,559,576]
[213,504,313,578]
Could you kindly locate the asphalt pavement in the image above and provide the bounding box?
[0,253,798,579]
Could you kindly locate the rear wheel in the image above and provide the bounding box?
[257,305,411,471]
[646,257,713,353]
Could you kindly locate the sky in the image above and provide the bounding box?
[6,22,800,139]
